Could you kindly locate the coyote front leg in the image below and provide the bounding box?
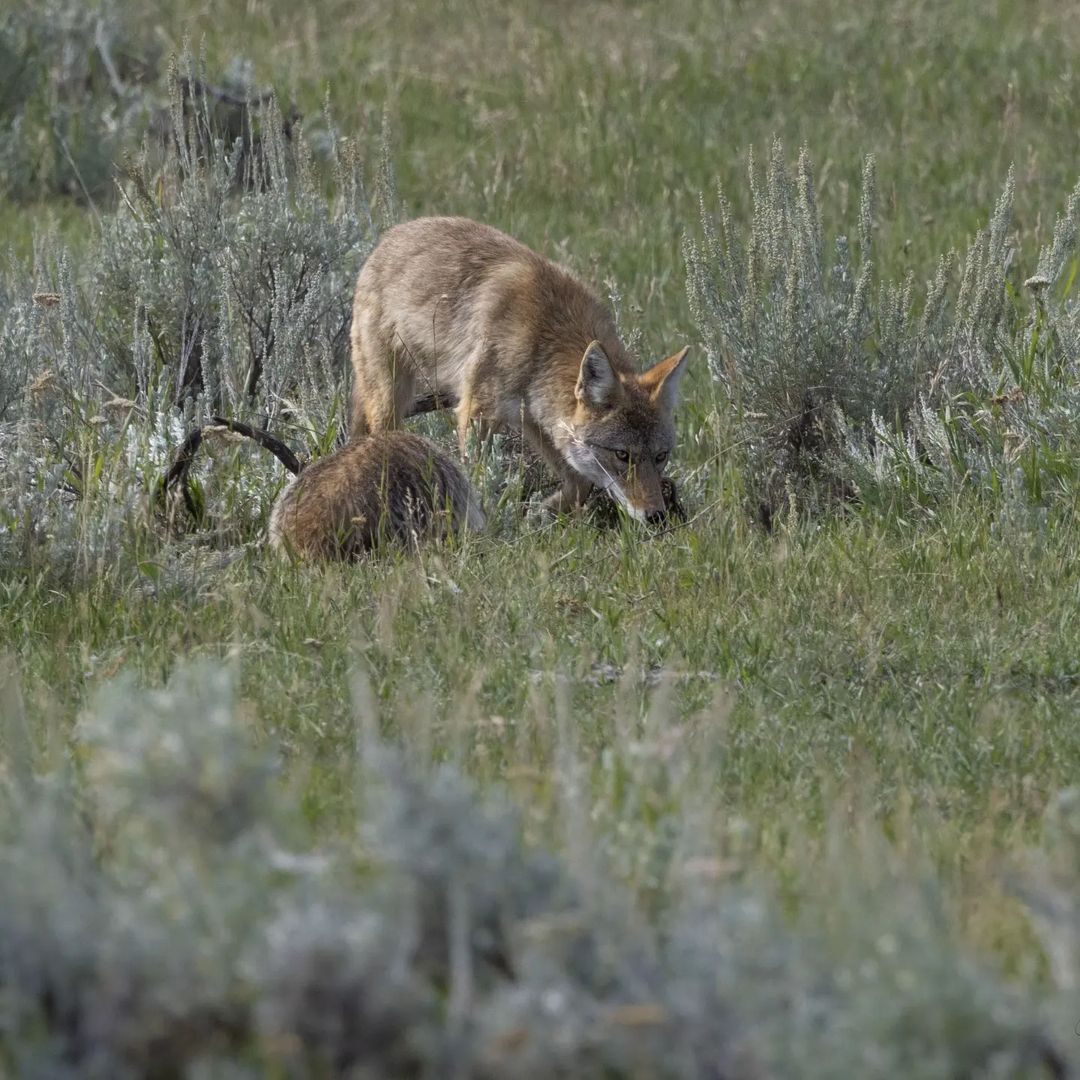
[520,417,592,516]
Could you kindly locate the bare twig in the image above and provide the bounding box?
[157,416,304,525]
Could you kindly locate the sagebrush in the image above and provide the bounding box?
[0,659,1073,1077]
[685,143,1080,520]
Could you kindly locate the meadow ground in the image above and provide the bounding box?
[4,0,1080,1073]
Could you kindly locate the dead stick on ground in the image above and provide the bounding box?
[158,417,304,522]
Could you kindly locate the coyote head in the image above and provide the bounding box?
[562,340,690,523]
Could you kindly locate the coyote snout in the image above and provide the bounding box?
[556,339,688,522]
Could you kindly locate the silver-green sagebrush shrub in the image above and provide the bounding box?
[0,56,381,571]
[0,660,1073,1077]
[0,0,156,205]
[685,144,1080,519]
[95,56,374,427]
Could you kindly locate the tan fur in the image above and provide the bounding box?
[350,216,689,521]
[269,432,484,561]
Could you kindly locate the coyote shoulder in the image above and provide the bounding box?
[350,216,689,521]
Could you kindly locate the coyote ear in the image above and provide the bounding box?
[576,341,618,410]
[641,346,690,410]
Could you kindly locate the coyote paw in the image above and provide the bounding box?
[541,489,573,515]
[521,489,575,523]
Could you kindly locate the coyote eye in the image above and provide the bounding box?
[614,449,630,463]
[655,450,669,465]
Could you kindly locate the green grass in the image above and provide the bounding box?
[6,0,1080,1045]
[7,488,1080,963]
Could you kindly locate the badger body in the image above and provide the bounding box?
[269,432,484,560]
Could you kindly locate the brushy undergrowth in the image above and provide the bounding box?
[0,0,160,205]
[0,658,1075,1078]
[0,52,382,570]
[685,144,1080,522]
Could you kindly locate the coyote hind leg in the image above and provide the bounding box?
[356,345,417,435]
[351,301,418,434]
[349,379,370,440]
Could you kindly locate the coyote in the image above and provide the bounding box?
[269,431,484,560]
[350,217,689,521]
